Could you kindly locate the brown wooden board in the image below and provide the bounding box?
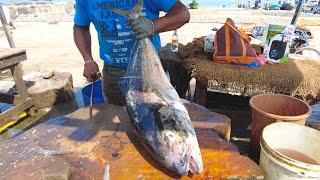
[0,49,26,60]
[0,49,27,70]
[0,48,34,124]
[0,103,262,179]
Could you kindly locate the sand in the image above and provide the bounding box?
[1,9,319,89]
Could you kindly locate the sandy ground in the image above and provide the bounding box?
[1,9,320,89]
[0,22,222,88]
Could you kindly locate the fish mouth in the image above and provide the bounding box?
[171,155,189,176]
[171,155,203,176]
[185,138,203,175]
[170,144,203,176]
[189,154,203,174]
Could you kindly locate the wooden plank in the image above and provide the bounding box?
[0,93,22,105]
[0,97,33,123]
[184,100,231,140]
[10,64,29,99]
[0,5,16,48]
[0,49,26,59]
[0,49,27,70]
[0,104,262,179]
[0,55,26,70]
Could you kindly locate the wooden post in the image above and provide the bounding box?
[290,0,303,25]
[195,83,207,107]
[0,5,16,48]
[0,6,24,75]
[10,65,29,99]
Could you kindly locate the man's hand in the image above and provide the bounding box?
[128,16,154,40]
[83,60,101,82]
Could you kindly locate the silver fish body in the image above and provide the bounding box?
[114,0,203,175]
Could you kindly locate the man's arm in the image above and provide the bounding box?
[129,1,189,39]
[153,1,190,33]
[73,25,101,81]
[73,25,93,61]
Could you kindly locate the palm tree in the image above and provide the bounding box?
[189,0,199,9]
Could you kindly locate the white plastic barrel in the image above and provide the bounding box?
[260,122,320,180]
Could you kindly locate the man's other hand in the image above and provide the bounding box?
[128,16,154,40]
[83,60,101,82]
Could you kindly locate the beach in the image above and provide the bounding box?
[1,5,320,88]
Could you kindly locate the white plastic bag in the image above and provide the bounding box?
[204,33,215,53]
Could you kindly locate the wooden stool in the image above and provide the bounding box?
[0,48,35,124]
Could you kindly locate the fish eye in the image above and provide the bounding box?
[179,159,186,166]
[164,131,175,141]
[178,155,188,166]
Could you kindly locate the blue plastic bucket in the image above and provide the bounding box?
[81,80,105,107]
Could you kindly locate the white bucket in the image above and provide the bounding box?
[260,122,320,180]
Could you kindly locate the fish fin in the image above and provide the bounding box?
[110,0,143,19]
[132,0,144,15]
[110,8,131,18]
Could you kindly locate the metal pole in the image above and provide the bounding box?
[0,5,16,48]
[290,0,303,25]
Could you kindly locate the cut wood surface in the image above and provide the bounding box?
[0,103,262,179]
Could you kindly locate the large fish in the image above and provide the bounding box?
[112,0,203,175]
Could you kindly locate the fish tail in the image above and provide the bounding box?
[110,0,143,19]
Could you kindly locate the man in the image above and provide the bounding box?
[73,0,190,106]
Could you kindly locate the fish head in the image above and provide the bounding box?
[156,104,203,175]
[159,129,203,175]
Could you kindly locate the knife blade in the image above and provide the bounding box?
[89,81,94,119]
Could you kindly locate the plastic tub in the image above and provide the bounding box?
[260,122,320,180]
[249,94,311,157]
[81,80,105,107]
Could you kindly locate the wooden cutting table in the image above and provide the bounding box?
[0,48,35,123]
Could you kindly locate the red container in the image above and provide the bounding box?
[249,94,311,157]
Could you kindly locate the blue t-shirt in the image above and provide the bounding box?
[74,0,177,69]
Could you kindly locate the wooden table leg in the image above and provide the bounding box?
[0,64,36,122]
[10,63,29,100]
[195,83,208,107]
